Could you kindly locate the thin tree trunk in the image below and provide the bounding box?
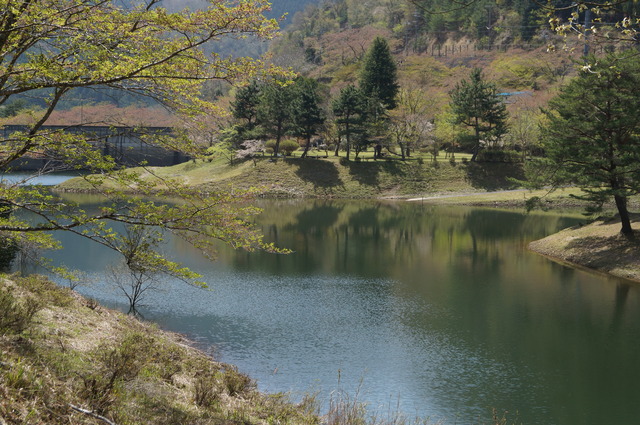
[471,124,480,162]
[301,136,311,158]
[345,123,350,161]
[273,122,283,157]
[614,194,634,235]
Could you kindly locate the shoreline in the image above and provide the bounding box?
[0,275,318,424]
[527,215,640,284]
[53,169,640,284]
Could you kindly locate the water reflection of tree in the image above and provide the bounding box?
[284,203,342,234]
[610,283,630,333]
[232,201,582,282]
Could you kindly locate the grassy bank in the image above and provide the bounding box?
[528,215,640,283]
[59,155,525,199]
[59,155,629,211]
[0,274,318,425]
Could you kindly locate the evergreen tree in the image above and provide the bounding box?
[359,37,399,110]
[231,80,261,131]
[257,79,296,157]
[291,77,325,158]
[449,68,508,162]
[539,53,640,235]
[332,84,369,161]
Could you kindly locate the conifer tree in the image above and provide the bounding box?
[257,78,296,157]
[332,85,369,161]
[538,53,640,236]
[291,77,325,158]
[359,37,399,110]
[232,80,261,131]
[449,68,507,162]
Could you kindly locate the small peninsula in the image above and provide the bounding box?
[528,215,640,283]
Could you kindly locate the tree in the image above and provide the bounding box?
[537,53,640,236]
[407,0,640,49]
[544,0,640,49]
[257,78,296,157]
[291,77,326,159]
[359,37,399,110]
[332,85,369,161]
[109,225,197,314]
[388,87,434,160]
[231,80,262,132]
[449,68,508,162]
[0,0,283,286]
[505,107,544,161]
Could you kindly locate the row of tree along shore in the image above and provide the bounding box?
[222,33,640,237]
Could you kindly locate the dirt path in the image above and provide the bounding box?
[406,189,529,202]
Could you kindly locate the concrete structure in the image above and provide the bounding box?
[1,125,190,171]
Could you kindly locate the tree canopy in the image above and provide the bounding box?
[449,68,508,162]
[232,80,262,131]
[0,0,284,281]
[332,84,369,161]
[537,52,640,235]
[359,37,399,110]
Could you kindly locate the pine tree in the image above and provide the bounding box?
[359,37,399,110]
[449,68,508,162]
[257,79,296,157]
[332,85,369,161]
[291,77,325,159]
[539,53,640,235]
[231,80,261,131]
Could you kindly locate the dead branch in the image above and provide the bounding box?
[69,405,119,425]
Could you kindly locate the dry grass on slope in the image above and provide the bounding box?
[0,274,318,425]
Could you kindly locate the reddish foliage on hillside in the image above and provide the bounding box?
[2,104,178,127]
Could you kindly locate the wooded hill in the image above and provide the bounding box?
[273,0,639,55]
[252,0,637,163]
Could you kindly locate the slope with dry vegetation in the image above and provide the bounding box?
[0,274,318,425]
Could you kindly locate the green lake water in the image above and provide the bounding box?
[39,198,640,424]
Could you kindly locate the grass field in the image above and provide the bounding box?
[59,152,525,200]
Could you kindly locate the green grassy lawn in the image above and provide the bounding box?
[58,143,515,196]
[71,150,520,200]
[60,150,635,212]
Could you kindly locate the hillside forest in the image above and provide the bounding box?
[1,0,639,173]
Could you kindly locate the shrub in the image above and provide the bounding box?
[221,365,255,396]
[17,274,74,307]
[0,288,41,335]
[80,332,156,413]
[280,139,301,156]
[137,339,185,382]
[193,366,221,408]
[477,149,523,163]
[265,139,300,156]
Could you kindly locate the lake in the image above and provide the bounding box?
[25,196,640,425]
